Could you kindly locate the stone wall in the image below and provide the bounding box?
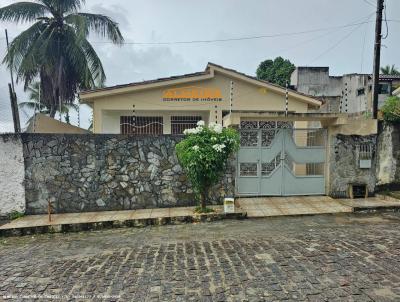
[22,134,234,214]
[0,134,25,217]
[376,123,400,186]
[328,133,377,197]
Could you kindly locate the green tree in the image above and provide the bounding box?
[175,121,240,212]
[381,96,400,123]
[0,0,124,117]
[256,56,295,87]
[380,65,400,75]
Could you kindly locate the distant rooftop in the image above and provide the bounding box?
[295,66,400,81]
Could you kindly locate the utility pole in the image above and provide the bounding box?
[5,29,21,133]
[372,0,384,119]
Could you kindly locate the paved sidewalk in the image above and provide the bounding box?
[0,205,245,236]
[237,196,400,217]
[2,196,400,236]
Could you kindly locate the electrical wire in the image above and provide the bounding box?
[362,0,376,7]
[382,3,389,39]
[308,19,368,65]
[360,14,374,72]
[0,19,376,45]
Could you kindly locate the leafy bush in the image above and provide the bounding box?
[9,211,24,220]
[381,96,400,123]
[175,121,240,211]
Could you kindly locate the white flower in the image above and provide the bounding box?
[197,120,205,127]
[212,144,226,152]
[192,145,200,151]
[213,124,223,134]
[208,122,223,134]
[184,127,202,135]
[211,136,217,141]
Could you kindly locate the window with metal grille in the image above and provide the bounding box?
[171,116,202,135]
[120,116,163,135]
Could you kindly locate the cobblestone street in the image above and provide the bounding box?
[1,213,400,301]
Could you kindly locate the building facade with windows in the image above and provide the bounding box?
[290,67,400,114]
[80,63,321,135]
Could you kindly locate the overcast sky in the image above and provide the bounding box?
[0,0,399,132]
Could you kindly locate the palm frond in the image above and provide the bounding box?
[3,21,45,70]
[80,38,105,86]
[18,100,48,113]
[15,25,58,87]
[66,12,124,44]
[40,0,84,14]
[0,2,49,23]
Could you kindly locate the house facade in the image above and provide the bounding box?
[80,63,321,135]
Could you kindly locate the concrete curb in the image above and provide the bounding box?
[353,206,400,213]
[375,194,400,203]
[0,211,247,237]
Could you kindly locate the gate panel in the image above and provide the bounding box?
[237,130,260,194]
[237,124,327,196]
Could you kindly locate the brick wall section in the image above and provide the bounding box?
[21,134,235,214]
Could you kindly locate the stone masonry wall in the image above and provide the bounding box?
[22,134,235,214]
[0,134,26,217]
[376,123,400,186]
[329,134,377,197]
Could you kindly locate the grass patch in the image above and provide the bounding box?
[194,206,215,214]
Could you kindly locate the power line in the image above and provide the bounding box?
[360,14,374,72]
[308,21,367,65]
[271,12,375,57]
[362,0,376,7]
[2,19,400,47]
[0,19,376,44]
[382,2,389,39]
[92,20,377,45]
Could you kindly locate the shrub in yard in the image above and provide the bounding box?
[9,211,24,220]
[381,96,400,123]
[175,121,240,213]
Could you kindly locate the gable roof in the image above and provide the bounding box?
[25,113,89,134]
[80,62,322,107]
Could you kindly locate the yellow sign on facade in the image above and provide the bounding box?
[162,86,223,102]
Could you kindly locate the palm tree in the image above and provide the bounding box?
[19,81,79,124]
[19,82,49,114]
[380,65,400,75]
[0,0,124,117]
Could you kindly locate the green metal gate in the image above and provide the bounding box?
[237,121,326,196]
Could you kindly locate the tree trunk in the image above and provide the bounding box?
[49,106,57,118]
[200,187,208,211]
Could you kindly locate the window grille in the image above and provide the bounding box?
[358,144,373,160]
[120,116,163,135]
[357,143,373,169]
[171,116,202,135]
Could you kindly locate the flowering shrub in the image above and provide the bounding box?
[176,121,240,211]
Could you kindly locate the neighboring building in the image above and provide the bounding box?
[80,63,321,135]
[290,67,400,114]
[25,113,89,134]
